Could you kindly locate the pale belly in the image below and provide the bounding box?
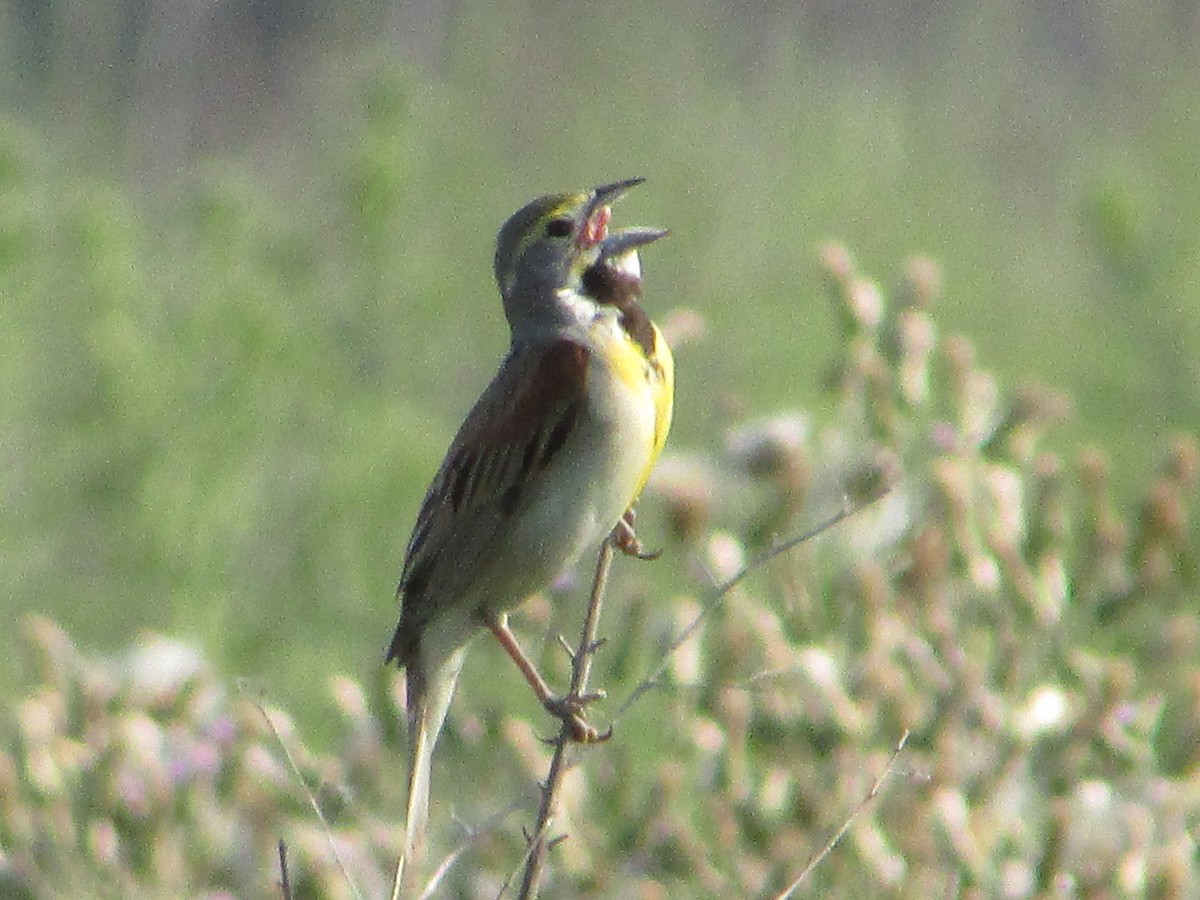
[480,351,657,617]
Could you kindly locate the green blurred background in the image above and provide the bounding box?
[2,0,1197,740]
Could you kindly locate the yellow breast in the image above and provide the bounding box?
[596,319,674,497]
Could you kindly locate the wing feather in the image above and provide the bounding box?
[386,340,590,667]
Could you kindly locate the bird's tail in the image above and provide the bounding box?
[393,646,467,897]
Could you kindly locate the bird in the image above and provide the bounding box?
[385,178,673,879]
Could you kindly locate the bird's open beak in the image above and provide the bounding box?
[587,177,646,216]
[578,177,648,250]
[581,178,667,258]
[598,226,670,260]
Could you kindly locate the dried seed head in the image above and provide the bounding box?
[705,532,746,585]
[658,307,706,347]
[819,241,853,283]
[1163,433,1199,487]
[907,525,951,591]
[899,255,942,311]
[897,308,937,404]
[847,278,884,330]
[125,636,206,711]
[942,335,976,385]
[1015,683,1076,740]
[21,616,77,689]
[1141,478,1186,542]
[1077,446,1110,491]
[725,413,809,484]
[846,450,899,505]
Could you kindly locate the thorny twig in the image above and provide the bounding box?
[517,537,617,899]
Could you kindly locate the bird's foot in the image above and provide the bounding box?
[611,509,661,560]
[543,692,612,744]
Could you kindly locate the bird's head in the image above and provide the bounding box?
[494,178,667,332]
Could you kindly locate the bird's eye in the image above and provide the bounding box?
[545,218,573,238]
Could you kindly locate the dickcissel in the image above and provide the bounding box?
[386,178,673,868]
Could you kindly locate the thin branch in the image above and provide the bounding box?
[415,843,468,900]
[772,729,910,900]
[615,485,891,723]
[518,538,617,899]
[237,680,365,900]
[278,839,292,900]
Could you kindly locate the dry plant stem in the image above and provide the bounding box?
[518,537,616,900]
[772,729,911,900]
[414,844,467,900]
[278,840,292,900]
[237,681,365,900]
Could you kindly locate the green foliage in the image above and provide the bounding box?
[0,117,439,715]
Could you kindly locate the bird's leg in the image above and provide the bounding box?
[487,617,610,744]
[610,507,661,560]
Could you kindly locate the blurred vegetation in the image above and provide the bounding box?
[3,250,1197,896]
[1,0,1199,893]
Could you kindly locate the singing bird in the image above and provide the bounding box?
[386,178,673,874]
